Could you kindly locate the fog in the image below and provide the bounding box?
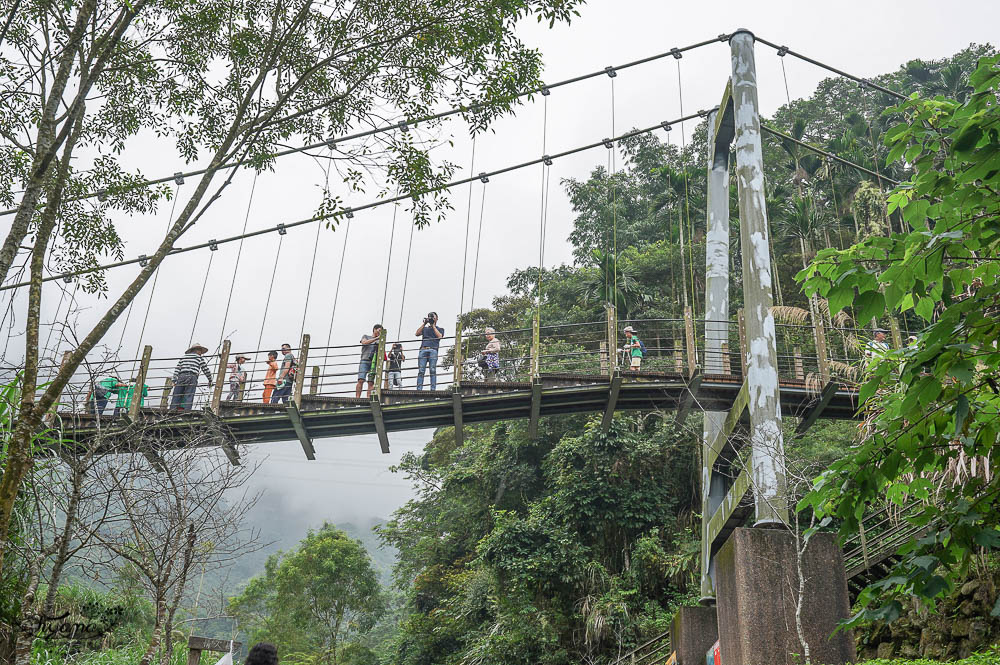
[5,0,999,530]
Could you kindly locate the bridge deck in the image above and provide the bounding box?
[60,371,859,450]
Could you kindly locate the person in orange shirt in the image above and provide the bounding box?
[262,350,279,403]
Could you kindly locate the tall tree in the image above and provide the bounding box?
[230,524,385,665]
[0,0,583,576]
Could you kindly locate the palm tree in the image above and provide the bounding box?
[577,248,652,318]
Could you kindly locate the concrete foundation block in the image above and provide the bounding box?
[715,527,855,665]
[671,605,718,665]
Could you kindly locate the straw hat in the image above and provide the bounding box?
[186,342,209,354]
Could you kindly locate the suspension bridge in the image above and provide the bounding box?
[7,27,918,665]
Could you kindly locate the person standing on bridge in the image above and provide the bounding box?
[415,312,444,390]
[171,342,213,411]
[387,343,405,389]
[864,329,890,364]
[89,375,125,416]
[262,350,279,403]
[623,326,645,372]
[227,354,250,401]
[270,343,296,404]
[356,324,383,398]
[478,327,501,380]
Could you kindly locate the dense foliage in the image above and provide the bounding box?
[799,54,1000,623]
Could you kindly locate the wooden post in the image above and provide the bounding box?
[889,317,902,349]
[793,346,804,380]
[130,345,152,419]
[814,313,830,382]
[374,329,386,399]
[531,313,540,378]
[210,340,230,412]
[600,341,609,374]
[605,303,617,377]
[721,342,731,375]
[737,308,748,378]
[674,342,683,373]
[160,378,173,410]
[310,365,319,395]
[453,319,463,386]
[684,305,697,379]
[294,334,310,406]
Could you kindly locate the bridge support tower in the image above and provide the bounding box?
[676,29,854,665]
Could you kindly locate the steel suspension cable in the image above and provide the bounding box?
[299,162,331,340]
[676,57,698,315]
[300,210,324,341]
[469,183,487,311]
[40,286,68,363]
[459,136,477,318]
[188,249,216,347]
[380,201,399,324]
[256,234,285,354]
[130,185,183,360]
[610,77,618,311]
[220,171,260,344]
[755,37,907,101]
[3,110,718,293]
[536,96,549,315]
[325,218,352,347]
[396,218,415,342]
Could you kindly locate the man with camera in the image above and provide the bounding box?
[414,311,444,390]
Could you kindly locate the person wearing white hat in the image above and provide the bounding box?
[623,326,644,372]
[170,342,213,411]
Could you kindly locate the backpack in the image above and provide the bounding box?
[638,339,647,356]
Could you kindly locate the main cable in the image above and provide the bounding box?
[4,110,715,292]
[0,35,732,218]
[755,36,907,101]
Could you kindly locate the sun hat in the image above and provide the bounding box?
[186,342,208,354]
[623,326,635,333]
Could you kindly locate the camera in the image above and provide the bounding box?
[423,317,431,325]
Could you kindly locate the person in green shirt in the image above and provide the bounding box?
[114,381,149,417]
[624,326,644,372]
[89,376,124,416]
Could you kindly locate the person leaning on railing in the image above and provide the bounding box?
[170,342,213,411]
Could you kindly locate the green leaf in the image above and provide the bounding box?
[915,296,935,321]
[855,291,886,324]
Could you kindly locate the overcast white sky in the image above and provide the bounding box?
[6,0,1000,525]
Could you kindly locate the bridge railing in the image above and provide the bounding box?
[40,314,880,418]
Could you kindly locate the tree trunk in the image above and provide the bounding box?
[42,456,88,614]
[140,594,167,665]
[0,109,85,576]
